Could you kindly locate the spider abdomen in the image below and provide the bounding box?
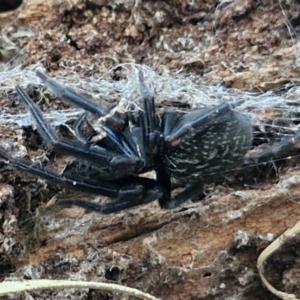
[163,108,252,180]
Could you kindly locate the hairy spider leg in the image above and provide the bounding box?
[36,71,125,131]
[0,149,164,214]
[15,86,143,175]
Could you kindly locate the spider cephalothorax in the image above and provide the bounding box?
[1,71,299,213]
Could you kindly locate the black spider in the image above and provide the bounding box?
[1,71,300,214]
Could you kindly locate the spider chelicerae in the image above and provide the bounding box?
[0,70,300,214]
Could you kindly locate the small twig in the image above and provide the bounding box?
[0,279,161,300]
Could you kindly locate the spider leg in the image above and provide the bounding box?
[138,71,160,155]
[73,112,137,157]
[0,149,164,213]
[159,183,205,209]
[156,162,207,209]
[243,129,300,166]
[73,113,96,144]
[101,125,137,156]
[37,71,137,156]
[36,71,125,131]
[155,164,171,207]
[16,86,143,174]
[164,101,244,147]
[57,191,159,214]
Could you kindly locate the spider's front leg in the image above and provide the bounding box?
[15,86,143,176]
[36,71,125,131]
[37,71,142,158]
[0,149,165,214]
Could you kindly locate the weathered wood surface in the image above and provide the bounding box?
[1,1,300,299]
